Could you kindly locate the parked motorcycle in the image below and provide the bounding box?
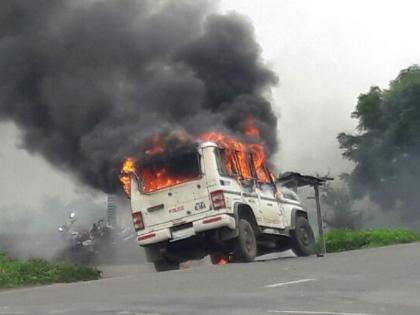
[89,219,136,264]
[57,212,137,265]
[56,212,96,264]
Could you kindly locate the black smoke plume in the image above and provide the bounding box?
[0,0,278,193]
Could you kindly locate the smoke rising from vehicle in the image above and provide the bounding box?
[0,195,105,260]
[0,0,278,193]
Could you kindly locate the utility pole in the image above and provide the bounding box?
[314,184,326,257]
[277,172,332,257]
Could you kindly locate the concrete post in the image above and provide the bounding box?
[314,184,326,257]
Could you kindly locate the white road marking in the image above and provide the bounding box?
[0,306,26,314]
[268,311,379,315]
[265,278,317,288]
[117,312,163,315]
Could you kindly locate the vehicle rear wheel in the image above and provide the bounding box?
[291,216,316,256]
[209,253,221,264]
[153,259,180,272]
[231,219,257,262]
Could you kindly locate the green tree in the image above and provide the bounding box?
[338,65,420,221]
[321,183,362,230]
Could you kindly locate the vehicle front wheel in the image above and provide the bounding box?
[153,259,180,272]
[231,219,257,262]
[291,216,316,256]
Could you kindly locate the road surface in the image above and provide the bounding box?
[1,243,419,315]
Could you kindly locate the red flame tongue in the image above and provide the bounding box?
[217,256,229,265]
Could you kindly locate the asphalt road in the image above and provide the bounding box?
[1,243,419,315]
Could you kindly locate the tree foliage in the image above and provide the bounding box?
[321,184,362,230]
[338,65,420,219]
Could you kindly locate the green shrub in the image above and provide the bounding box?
[0,254,100,288]
[324,228,420,253]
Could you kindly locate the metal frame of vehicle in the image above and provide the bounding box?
[128,141,315,269]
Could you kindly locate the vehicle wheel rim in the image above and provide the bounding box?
[244,227,255,253]
[299,227,310,247]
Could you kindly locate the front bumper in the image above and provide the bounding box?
[137,214,236,246]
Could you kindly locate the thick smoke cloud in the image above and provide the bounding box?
[0,0,278,193]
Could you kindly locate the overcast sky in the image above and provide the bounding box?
[1,0,420,219]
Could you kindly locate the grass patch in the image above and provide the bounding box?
[0,253,100,288]
[324,228,420,253]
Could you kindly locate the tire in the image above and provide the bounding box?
[291,216,316,256]
[153,259,180,272]
[231,219,257,262]
[210,253,221,265]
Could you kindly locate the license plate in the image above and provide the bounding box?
[171,227,195,241]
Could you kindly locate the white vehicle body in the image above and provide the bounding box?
[129,141,314,270]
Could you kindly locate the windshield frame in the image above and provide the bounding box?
[136,150,202,194]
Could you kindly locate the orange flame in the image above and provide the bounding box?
[245,114,260,137]
[217,256,229,265]
[120,115,273,197]
[120,157,136,196]
[141,166,196,193]
[199,127,271,183]
[199,131,254,180]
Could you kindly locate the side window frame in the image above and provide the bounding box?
[215,147,229,177]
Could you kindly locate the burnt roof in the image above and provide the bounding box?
[277,172,333,188]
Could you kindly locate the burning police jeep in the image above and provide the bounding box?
[120,133,315,272]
